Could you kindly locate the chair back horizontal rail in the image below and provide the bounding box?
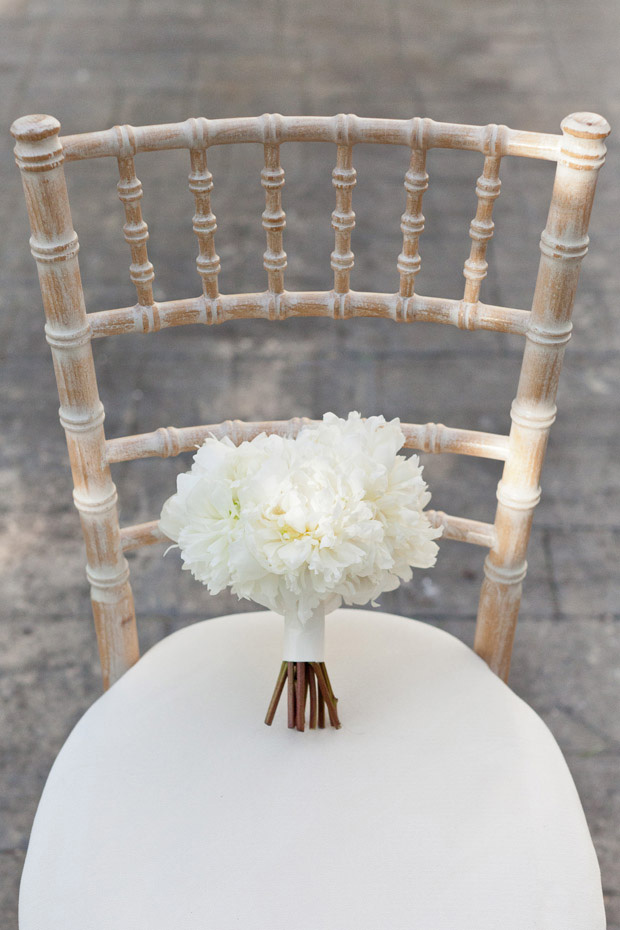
[88,291,530,338]
[120,510,497,553]
[58,114,563,162]
[105,418,509,464]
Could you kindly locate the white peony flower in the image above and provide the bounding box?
[159,412,441,623]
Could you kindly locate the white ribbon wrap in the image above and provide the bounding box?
[282,604,326,662]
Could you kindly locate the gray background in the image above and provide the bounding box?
[1,0,618,925]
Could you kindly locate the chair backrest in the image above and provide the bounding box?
[11,110,610,689]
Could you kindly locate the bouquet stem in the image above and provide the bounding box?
[265,661,341,731]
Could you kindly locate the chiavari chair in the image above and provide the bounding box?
[12,109,609,929]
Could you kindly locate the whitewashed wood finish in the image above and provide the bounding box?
[398,148,427,299]
[463,147,502,303]
[11,114,140,689]
[331,139,356,296]
[12,110,609,686]
[58,114,562,161]
[187,117,220,301]
[261,116,287,295]
[115,129,155,309]
[87,291,530,335]
[474,113,610,678]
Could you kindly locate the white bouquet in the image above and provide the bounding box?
[160,412,440,729]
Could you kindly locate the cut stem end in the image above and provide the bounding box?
[265,661,341,730]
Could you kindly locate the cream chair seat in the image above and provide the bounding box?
[20,609,604,930]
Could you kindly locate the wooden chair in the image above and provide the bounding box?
[12,110,610,929]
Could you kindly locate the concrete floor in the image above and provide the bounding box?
[1,0,619,926]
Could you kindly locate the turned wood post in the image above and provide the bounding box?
[331,115,357,311]
[474,112,610,680]
[397,141,428,301]
[11,114,140,688]
[261,113,287,299]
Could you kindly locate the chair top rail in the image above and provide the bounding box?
[57,114,563,162]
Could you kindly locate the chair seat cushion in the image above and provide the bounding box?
[20,609,604,930]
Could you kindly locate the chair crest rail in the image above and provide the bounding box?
[58,114,563,162]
